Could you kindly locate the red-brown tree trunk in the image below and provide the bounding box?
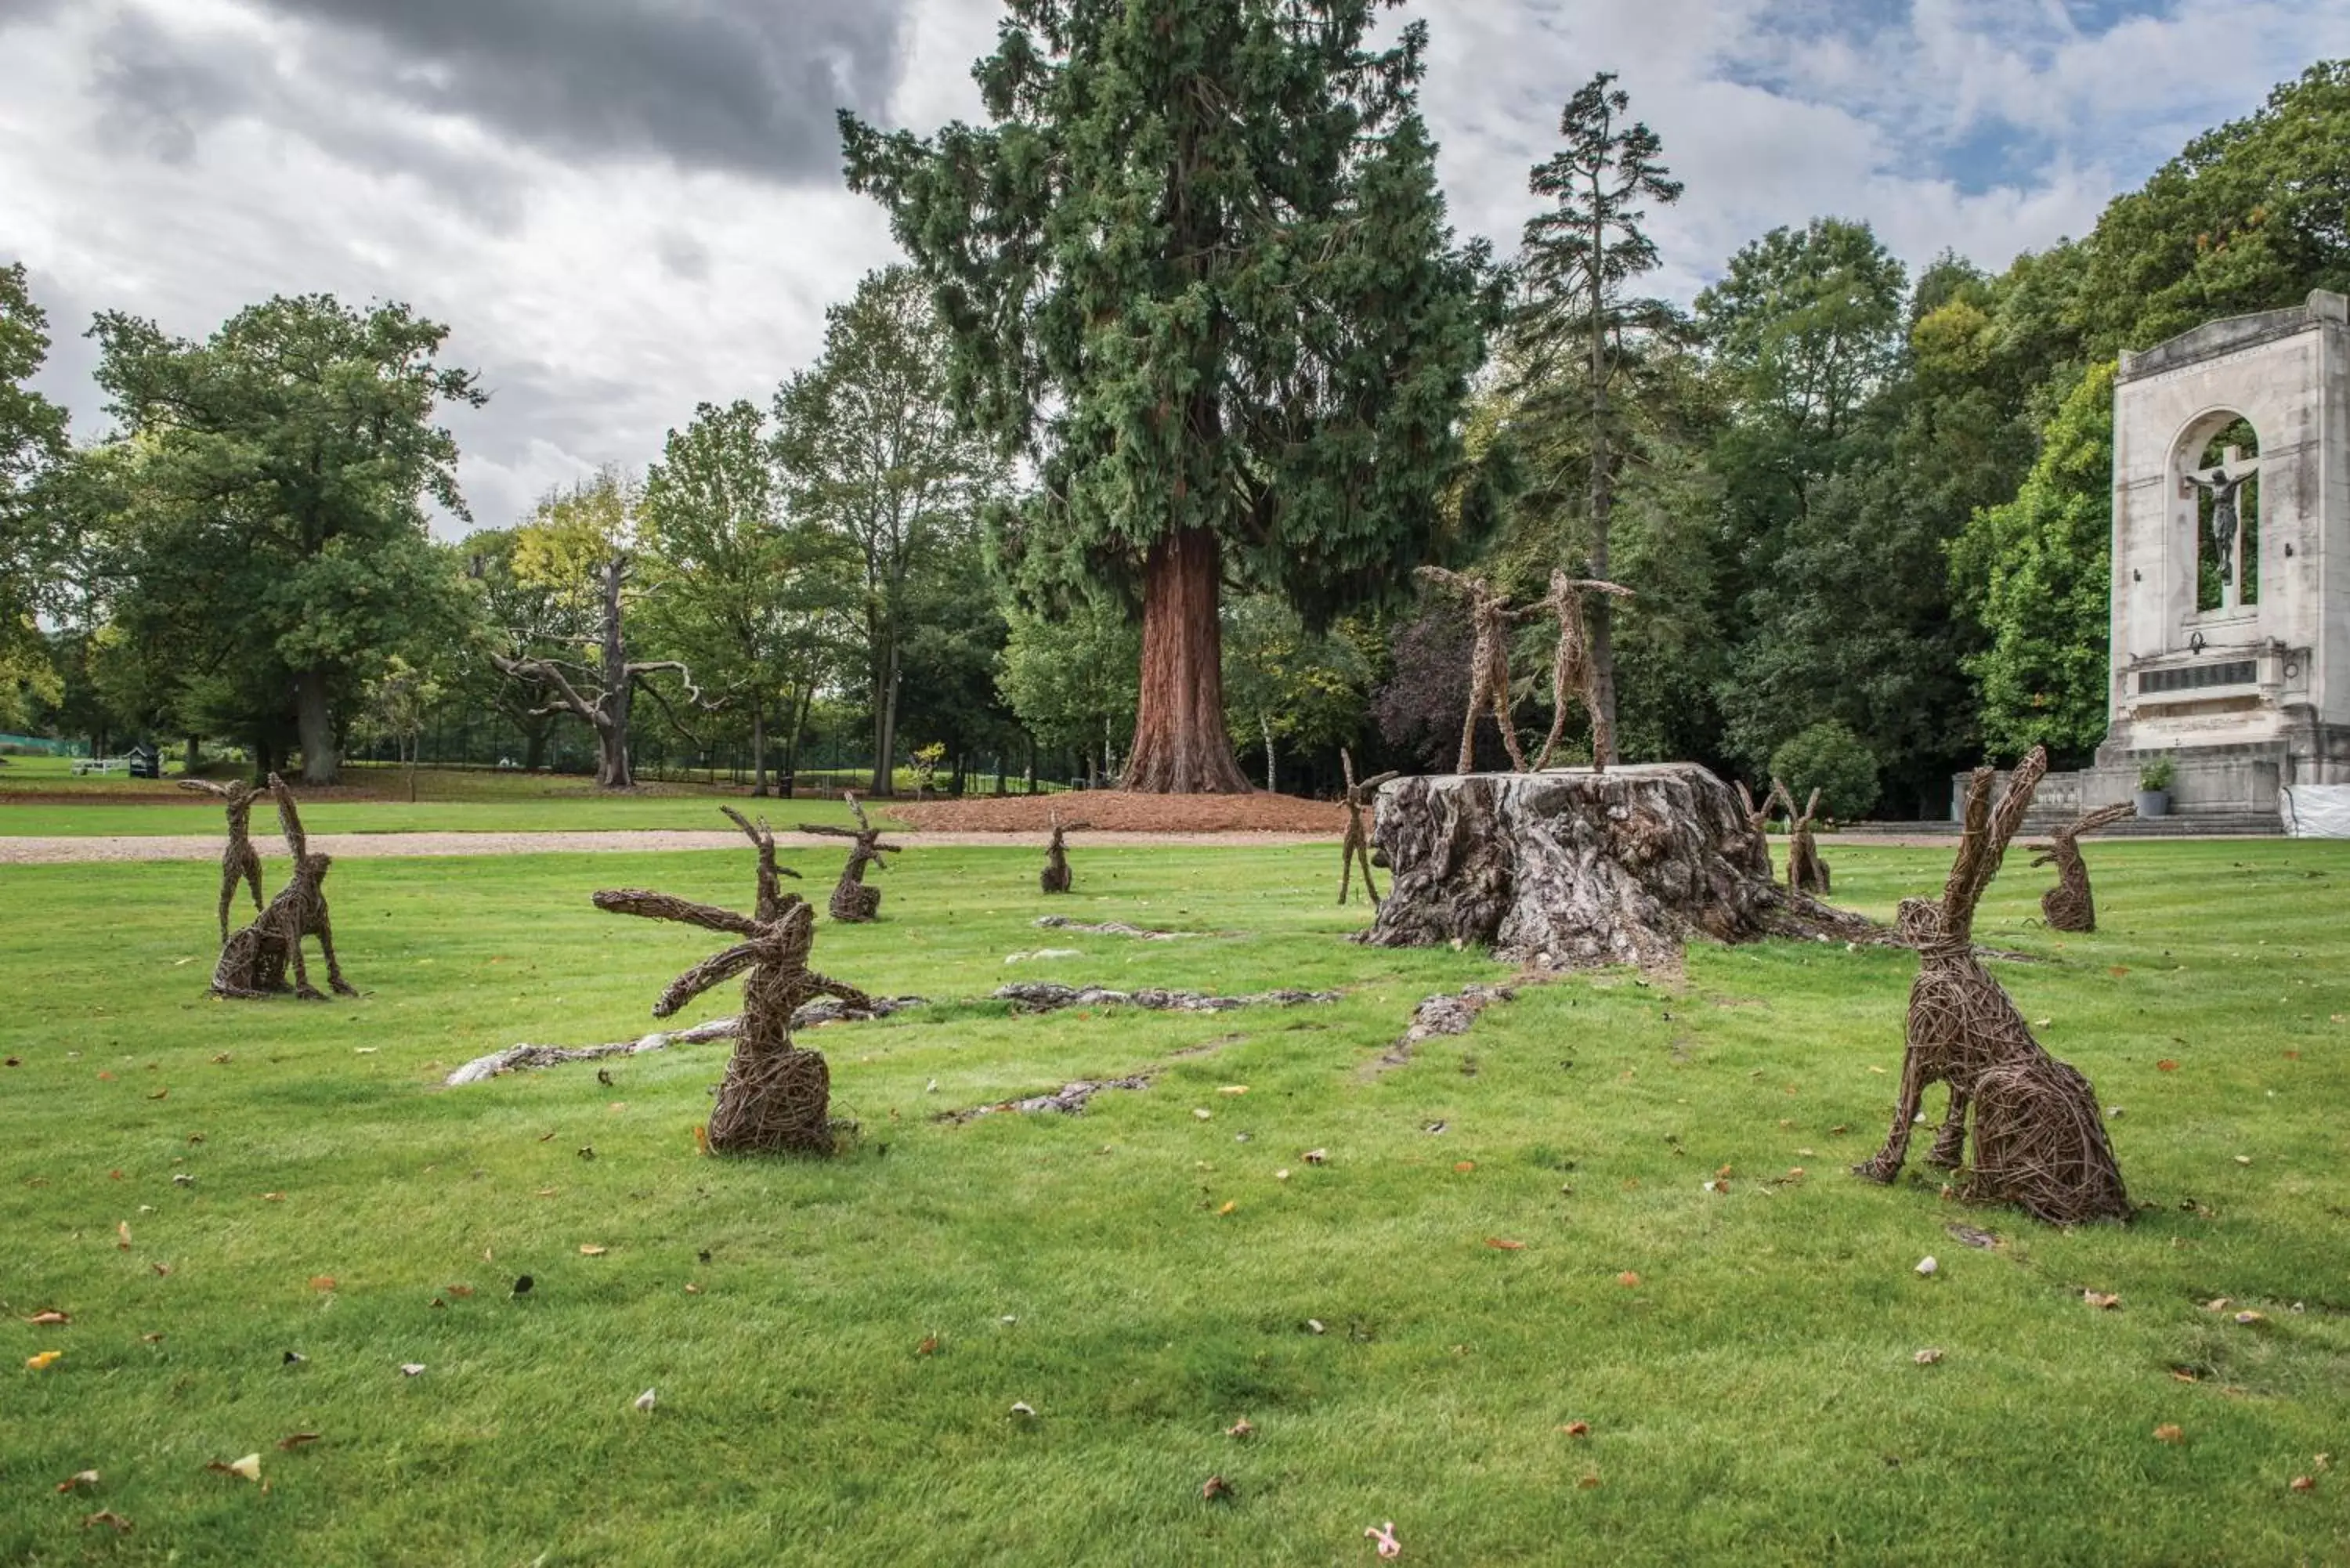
[1123,527,1251,795]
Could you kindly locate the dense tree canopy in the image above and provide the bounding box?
[843,0,1499,792]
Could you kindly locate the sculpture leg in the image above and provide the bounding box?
[1490,681,1530,773]
[244,857,265,914]
[1455,688,1481,775]
[1338,837,1355,905]
[316,910,357,996]
[218,869,236,947]
[1925,1084,1970,1169]
[1534,660,1570,773]
[1854,1049,1929,1183]
[1357,840,1380,904]
[288,934,325,1002]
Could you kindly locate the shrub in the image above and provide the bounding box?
[1769,721,1880,821]
[2138,757,2175,793]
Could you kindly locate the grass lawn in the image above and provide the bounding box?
[0,764,896,836]
[2,840,2345,1564]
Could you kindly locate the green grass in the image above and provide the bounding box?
[0,764,883,836]
[2,841,2346,1564]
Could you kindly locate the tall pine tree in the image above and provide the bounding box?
[1510,72,1682,763]
[841,0,1497,793]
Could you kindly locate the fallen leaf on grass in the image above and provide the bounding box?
[444,1285,474,1299]
[1217,1086,1248,1097]
[2233,1310,2266,1325]
[81,1511,131,1533]
[1484,1237,1526,1251]
[1577,1472,1603,1490]
[26,1350,62,1370]
[147,1089,168,1100]
[1303,1148,1329,1165]
[56,1470,99,1492]
[2153,1425,2184,1444]
[2233,1155,2252,1166]
[207,1454,262,1481]
[309,1276,336,1292]
[1915,1256,1938,1277]
[1616,1271,1641,1288]
[1561,1421,1591,1436]
[1201,1474,1234,1501]
[1453,1161,1476,1173]
[1365,1522,1402,1558]
[2108,966,2131,978]
[2084,1292,2120,1310]
[398,1364,425,1377]
[683,1283,702,1295]
[1009,1401,1036,1418]
[2290,1475,2316,1493]
[633,1389,656,1412]
[1225,1418,1255,1439]
[262,1192,286,1202]
[1914,1348,1944,1365]
[2157,1060,2179,1072]
[916,1336,938,1357]
[26,1310,69,1326]
[277,1433,322,1451]
[1217,1201,1237,1216]
[578,1244,608,1256]
[115,1222,131,1250]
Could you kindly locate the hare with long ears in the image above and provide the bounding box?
[211,775,356,1000]
[594,808,868,1154]
[1773,779,1831,895]
[1336,748,1398,906]
[1524,569,1635,772]
[179,777,267,941]
[1734,781,1777,838]
[1853,747,2130,1223]
[2030,802,2135,932]
[1415,565,1530,774]
[797,792,903,923]
[1039,809,1087,894]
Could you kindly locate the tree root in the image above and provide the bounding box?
[1033,917,1192,941]
[995,982,1339,1014]
[1377,984,1517,1070]
[938,1075,1155,1123]
[443,997,926,1086]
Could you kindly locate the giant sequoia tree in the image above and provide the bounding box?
[841,1,1497,793]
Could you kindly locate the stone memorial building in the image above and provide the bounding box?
[1992,289,2350,829]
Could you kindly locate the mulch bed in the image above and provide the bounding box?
[886,790,1347,835]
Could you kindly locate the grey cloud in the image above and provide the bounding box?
[243,0,915,182]
[655,230,711,283]
[89,6,251,164]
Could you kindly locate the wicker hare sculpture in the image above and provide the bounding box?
[595,808,870,1154]
[211,775,357,1000]
[1525,569,1634,773]
[798,792,903,923]
[1853,747,2131,1225]
[1773,779,1831,895]
[1336,748,1398,906]
[1039,810,1087,895]
[2030,802,2135,933]
[1415,565,1530,775]
[179,777,267,941]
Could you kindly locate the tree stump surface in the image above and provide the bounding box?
[1361,765,1876,970]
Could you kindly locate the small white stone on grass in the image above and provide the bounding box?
[1915,1256,1939,1277]
[634,1388,656,1411]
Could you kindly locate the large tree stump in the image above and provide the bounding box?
[1361,765,1874,970]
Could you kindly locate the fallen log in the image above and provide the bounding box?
[995,983,1339,1014]
[443,996,926,1086]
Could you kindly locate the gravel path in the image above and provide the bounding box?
[0,828,1336,865]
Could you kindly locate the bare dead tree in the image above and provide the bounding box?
[1853,748,2131,1225]
[212,775,356,1000]
[2030,803,2135,932]
[1774,779,1830,895]
[798,791,903,922]
[179,778,266,942]
[1524,569,1635,771]
[595,809,867,1154]
[1337,747,1397,906]
[491,555,707,789]
[1039,808,1080,895]
[1415,565,1529,774]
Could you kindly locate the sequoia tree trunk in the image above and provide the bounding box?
[1363,765,1876,970]
[295,668,339,785]
[1123,527,1251,794]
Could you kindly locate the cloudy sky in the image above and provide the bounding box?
[6,0,2347,533]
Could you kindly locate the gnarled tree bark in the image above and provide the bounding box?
[1361,764,1875,970]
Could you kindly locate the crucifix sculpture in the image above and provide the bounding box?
[2181,446,2256,591]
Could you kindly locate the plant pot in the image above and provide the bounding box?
[2135,789,2170,818]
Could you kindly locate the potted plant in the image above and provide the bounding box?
[2135,757,2175,818]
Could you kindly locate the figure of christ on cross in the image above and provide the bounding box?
[2181,445,2256,593]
